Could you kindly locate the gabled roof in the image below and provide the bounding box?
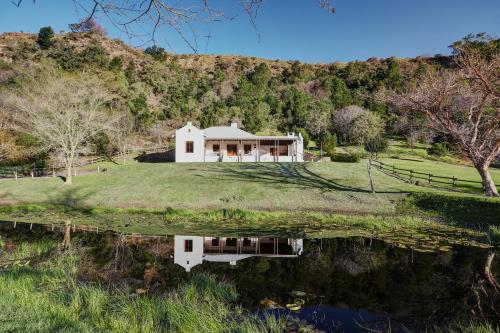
[203,126,257,139]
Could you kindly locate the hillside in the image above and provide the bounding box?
[0,31,454,165]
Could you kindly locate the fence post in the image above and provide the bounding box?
[52,166,55,178]
[97,165,100,173]
[392,165,395,174]
[428,173,431,184]
[14,167,18,180]
[409,170,413,183]
[452,177,456,190]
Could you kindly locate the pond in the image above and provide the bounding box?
[0,221,498,332]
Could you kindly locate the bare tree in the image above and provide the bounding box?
[3,74,117,184]
[388,46,499,196]
[112,113,135,165]
[305,107,331,157]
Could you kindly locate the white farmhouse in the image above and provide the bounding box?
[175,122,304,162]
[174,235,304,272]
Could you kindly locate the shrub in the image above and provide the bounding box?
[364,135,388,158]
[144,45,167,61]
[323,132,337,152]
[109,56,123,70]
[329,152,361,163]
[0,59,9,70]
[427,142,449,156]
[37,26,54,49]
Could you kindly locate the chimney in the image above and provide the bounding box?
[230,122,238,128]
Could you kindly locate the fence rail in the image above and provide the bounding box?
[371,160,483,193]
[0,146,168,180]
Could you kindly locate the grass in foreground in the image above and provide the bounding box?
[0,239,284,333]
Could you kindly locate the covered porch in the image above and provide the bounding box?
[203,137,300,162]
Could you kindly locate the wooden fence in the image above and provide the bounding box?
[0,145,168,180]
[371,160,484,193]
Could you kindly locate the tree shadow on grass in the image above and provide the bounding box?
[208,163,406,194]
[0,185,97,212]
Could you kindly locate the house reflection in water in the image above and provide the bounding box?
[174,236,303,272]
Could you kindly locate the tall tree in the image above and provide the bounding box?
[389,38,499,196]
[3,74,117,184]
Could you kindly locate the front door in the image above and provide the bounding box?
[227,144,237,156]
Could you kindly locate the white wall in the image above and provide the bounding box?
[175,122,205,162]
[173,235,204,272]
[296,134,304,162]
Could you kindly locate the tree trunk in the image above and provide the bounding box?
[367,159,375,194]
[65,163,73,184]
[62,220,71,250]
[477,164,499,197]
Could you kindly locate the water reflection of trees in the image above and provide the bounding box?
[0,224,498,329]
[195,238,499,327]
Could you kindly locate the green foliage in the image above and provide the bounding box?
[144,45,167,61]
[322,76,352,108]
[329,152,361,163]
[281,86,309,131]
[400,192,500,227]
[296,128,310,148]
[0,59,9,70]
[323,132,337,152]
[128,93,152,130]
[451,33,500,59]
[364,135,388,157]
[37,26,54,49]
[201,100,227,128]
[428,142,450,156]
[91,132,116,157]
[108,56,123,70]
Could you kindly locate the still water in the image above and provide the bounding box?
[1,222,498,332]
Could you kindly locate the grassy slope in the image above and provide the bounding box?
[1,160,499,212]
[0,161,426,213]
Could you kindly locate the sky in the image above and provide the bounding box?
[0,0,499,63]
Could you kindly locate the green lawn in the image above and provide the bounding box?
[380,157,500,183]
[0,161,416,214]
[0,160,498,214]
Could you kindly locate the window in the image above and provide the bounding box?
[185,141,194,153]
[227,144,237,156]
[213,144,220,153]
[244,144,252,155]
[184,239,193,252]
[279,145,288,156]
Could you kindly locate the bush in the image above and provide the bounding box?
[37,26,54,49]
[109,56,123,70]
[329,152,361,163]
[364,135,388,158]
[323,132,337,152]
[144,45,167,61]
[427,142,449,156]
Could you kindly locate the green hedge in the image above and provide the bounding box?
[329,152,361,163]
